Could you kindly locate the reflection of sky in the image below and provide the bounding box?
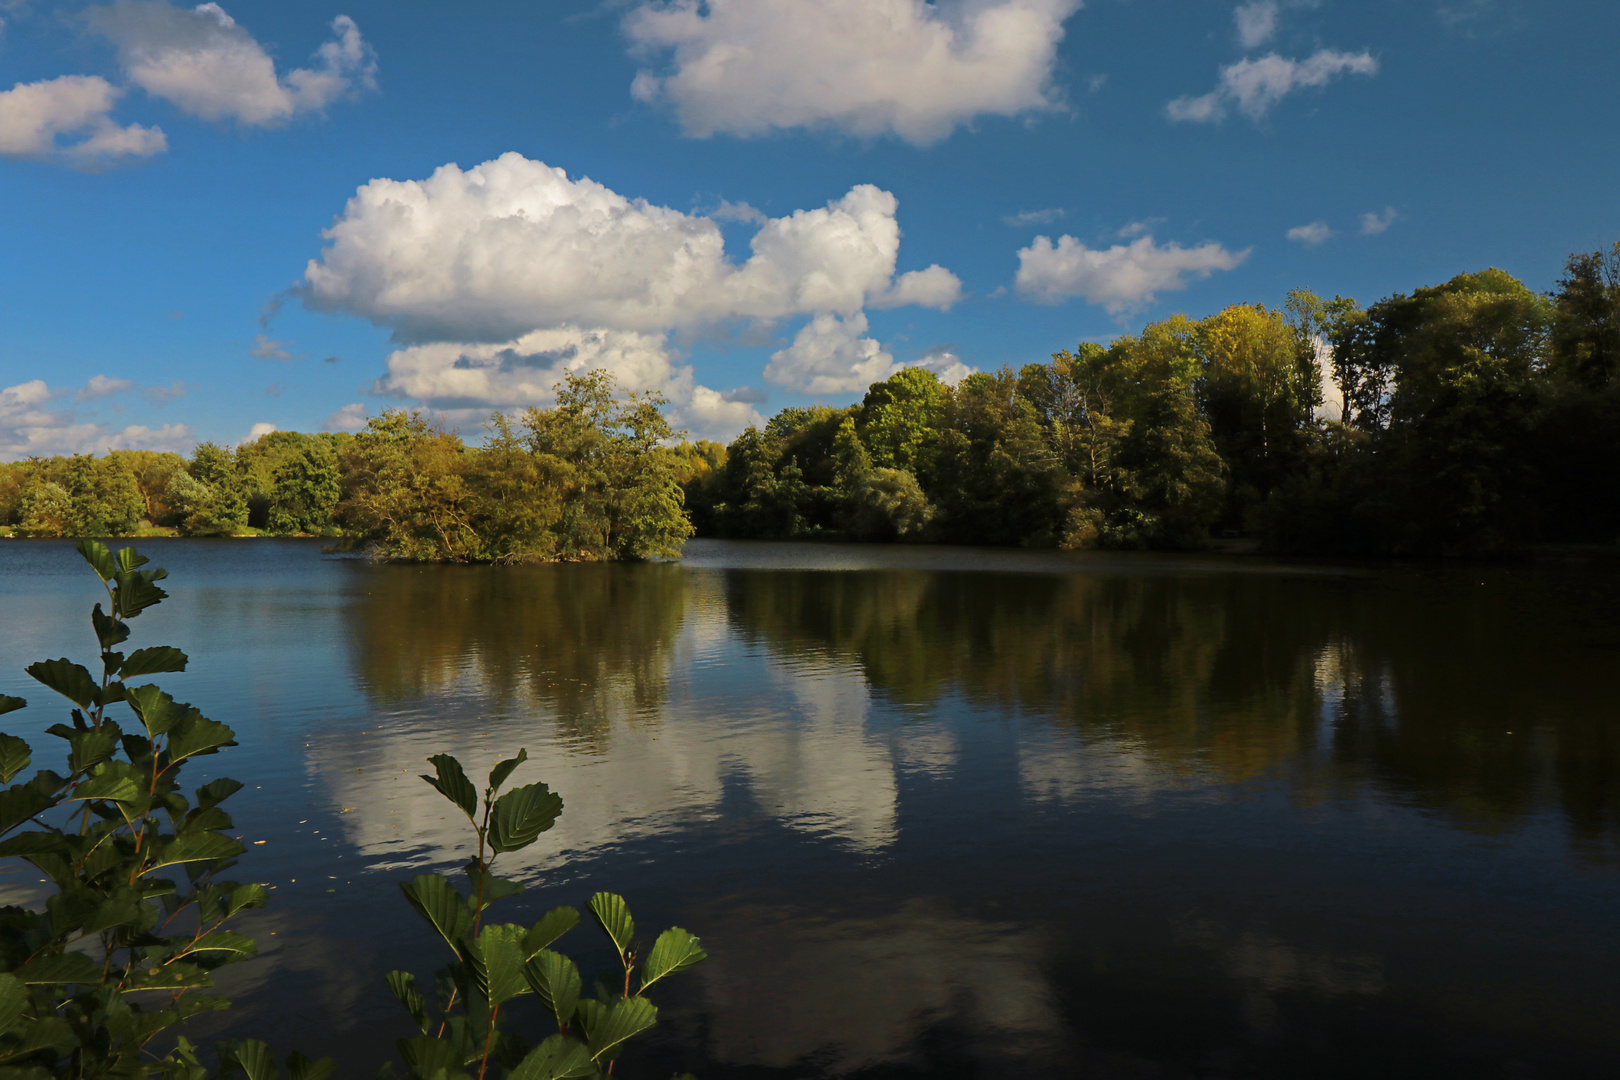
[316,574,916,869]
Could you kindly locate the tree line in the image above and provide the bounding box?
[688,243,1620,555]
[4,244,1616,558]
[0,371,693,561]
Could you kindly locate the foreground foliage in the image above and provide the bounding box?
[0,540,316,1078]
[0,544,705,1078]
[386,752,703,1080]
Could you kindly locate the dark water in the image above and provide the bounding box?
[1,538,1617,1078]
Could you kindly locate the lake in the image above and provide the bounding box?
[1,538,1617,1078]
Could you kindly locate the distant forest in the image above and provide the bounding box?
[4,243,1617,559]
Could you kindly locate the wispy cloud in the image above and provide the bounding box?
[1287,221,1334,246]
[1118,218,1167,239]
[76,373,136,400]
[143,380,187,404]
[1003,207,1066,227]
[1234,2,1279,49]
[251,333,292,360]
[1168,49,1378,123]
[1359,206,1398,235]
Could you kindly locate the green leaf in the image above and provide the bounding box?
[185,931,258,959]
[0,832,65,858]
[386,970,431,1034]
[420,755,477,820]
[68,729,119,774]
[463,860,523,912]
[397,1036,467,1080]
[118,647,189,679]
[587,893,634,957]
[124,684,180,736]
[0,973,27,1034]
[68,771,141,804]
[13,1015,74,1056]
[523,906,580,958]
[489,782,563,854]
[24,659,97,710]
[124,962,213,991]
[469,923,528,1008]
[574,997,657,1061]
[111,566,168,620]
[91,604,130,651]
[82,895,143,935]
[113,544,151,574]
[148,833,244,870]
[399,874,473,953]
[507,1035,597,1080]
[223,882,268,918]
[487,748,528,793]
[0,697,25,718]
[0,779,60,833]
[0,735,31,783]
[78,539,118,581]
[218,1039,274,1080]
[287,1052,337,1080]
[638,927,707,991]
[522,950,580,1033]
[165,711,237,765]
[196,777,245,810]
[16,952,101,984]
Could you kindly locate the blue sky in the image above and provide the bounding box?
[1,0,1616,457]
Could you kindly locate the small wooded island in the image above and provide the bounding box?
[4,244,1617,559]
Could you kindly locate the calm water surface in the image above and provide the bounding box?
[0,538,1617,1078]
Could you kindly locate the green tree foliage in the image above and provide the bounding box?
[337,411,480,560]
[18,481,76,538]
[107,451,188,527]
[337,372,692,562]
[1195,303,1322,530]
[517,371,693,560]
[931,370,1063,546]
[1548,241,1620,390]
[1051,319,1225,550]
[171,443,250,537]
[857,368,945,478]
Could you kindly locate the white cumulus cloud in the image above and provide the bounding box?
[623,0,1083,145]
[324,403,368,432]
[1,378,193,460]
[1286,221,1334,246]
[376,328,764,441]
[302,153,943,343]
[107,422,193,451]
[1167,49,1378,123]
[0,74,166,161]
[89,2,376,126]
[300,153,955,428]
[870,265,963,310]
[764,312,898,396]
[763,314,976,396]
[1015,233,1248,314]
[238,422,277,445]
